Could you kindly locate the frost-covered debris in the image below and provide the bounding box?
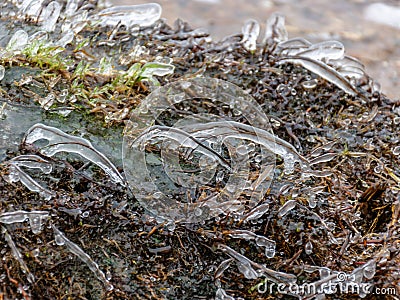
[52,225,114,291]
[23,123,124,185]
[2,226,35,283]
[0,210,49,234]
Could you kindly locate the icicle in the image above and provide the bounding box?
[218,244,296,284]
[23,123,125,185]
[214,258,234,279]
[241,19,260,52]
[0,211,29,224]
[276,37,312,55]
[277,200,297,217]
[296,41,345,61]
[0,211,49,234]
[52,225,113,291]
[40,1,61,32]
[241,203,270,222]
[263,13,288,45]
[277,56,366,100]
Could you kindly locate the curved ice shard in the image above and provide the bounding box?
[9,155,53,173]
[23,123,125,185]
[93,3,162,28]
[296,41,345,61]
[2,226,35,283]
[52,225,113,291]
[276,37,312,55]
[6,164,55,200]
[277,56,367,100]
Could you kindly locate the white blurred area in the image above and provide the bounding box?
[108,0,400,99]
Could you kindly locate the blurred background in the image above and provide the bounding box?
[108,0,400,99]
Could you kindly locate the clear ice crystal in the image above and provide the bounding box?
[305,241,313,254]
[264,13,288,45]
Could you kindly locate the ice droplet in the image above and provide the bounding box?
[302,79,318,89]
[28,212,49,234]
[305,241,313,254]
[308,194,317,208]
